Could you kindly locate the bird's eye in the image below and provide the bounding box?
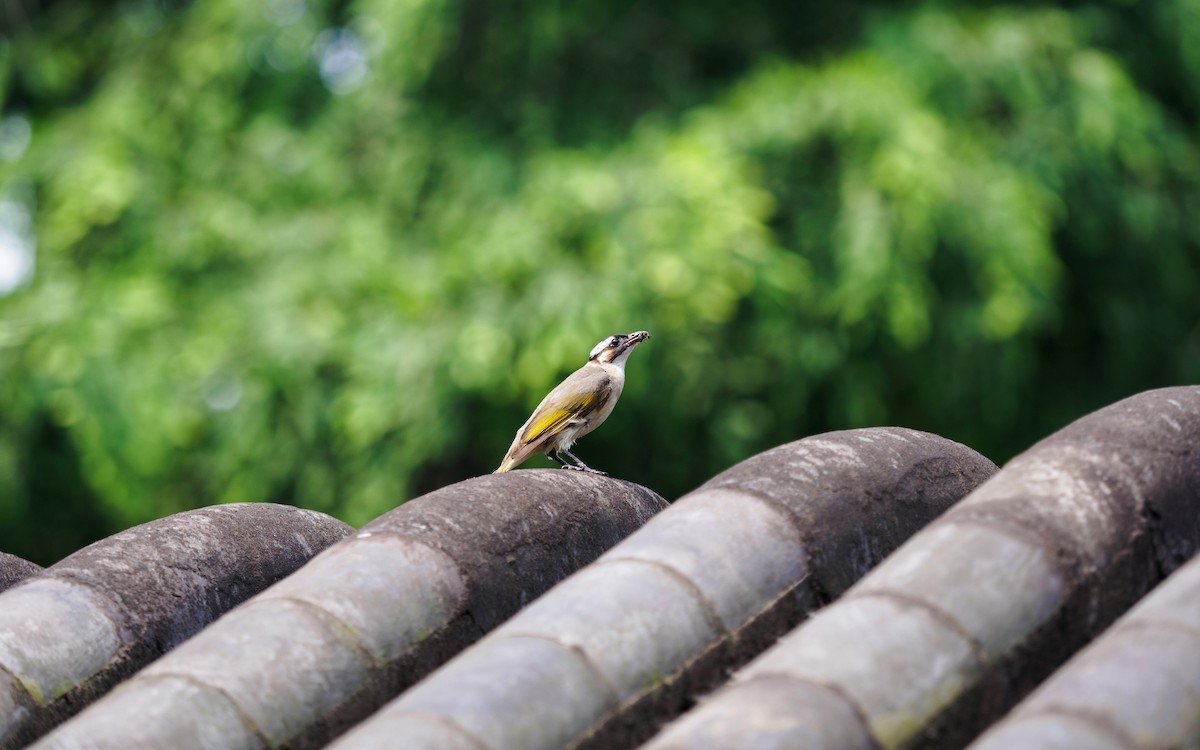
[610,337,620,347]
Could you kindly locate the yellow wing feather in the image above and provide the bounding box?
[521,388,607,445]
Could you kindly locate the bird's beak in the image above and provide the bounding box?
[623,331,650,351]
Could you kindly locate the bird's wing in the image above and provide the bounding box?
[518,369,613,448]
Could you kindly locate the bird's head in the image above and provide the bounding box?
[588,331,650,367]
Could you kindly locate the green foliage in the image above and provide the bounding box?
[1,0,1198,563]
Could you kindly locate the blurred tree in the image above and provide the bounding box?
[1,0,1197,564]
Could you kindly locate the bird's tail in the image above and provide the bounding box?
[495,453,520,474]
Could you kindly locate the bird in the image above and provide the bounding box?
[495,331,650,475]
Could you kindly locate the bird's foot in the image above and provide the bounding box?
[558,464,608,476]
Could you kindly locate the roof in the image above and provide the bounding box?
[1,386,1197,750]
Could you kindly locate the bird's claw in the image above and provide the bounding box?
[559,465,608,476]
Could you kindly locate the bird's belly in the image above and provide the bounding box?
[548,423,586,451]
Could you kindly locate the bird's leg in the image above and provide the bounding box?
[561,449,608,476]
[548,451,582,471]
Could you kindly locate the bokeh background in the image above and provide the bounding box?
[2,0,1198,565]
